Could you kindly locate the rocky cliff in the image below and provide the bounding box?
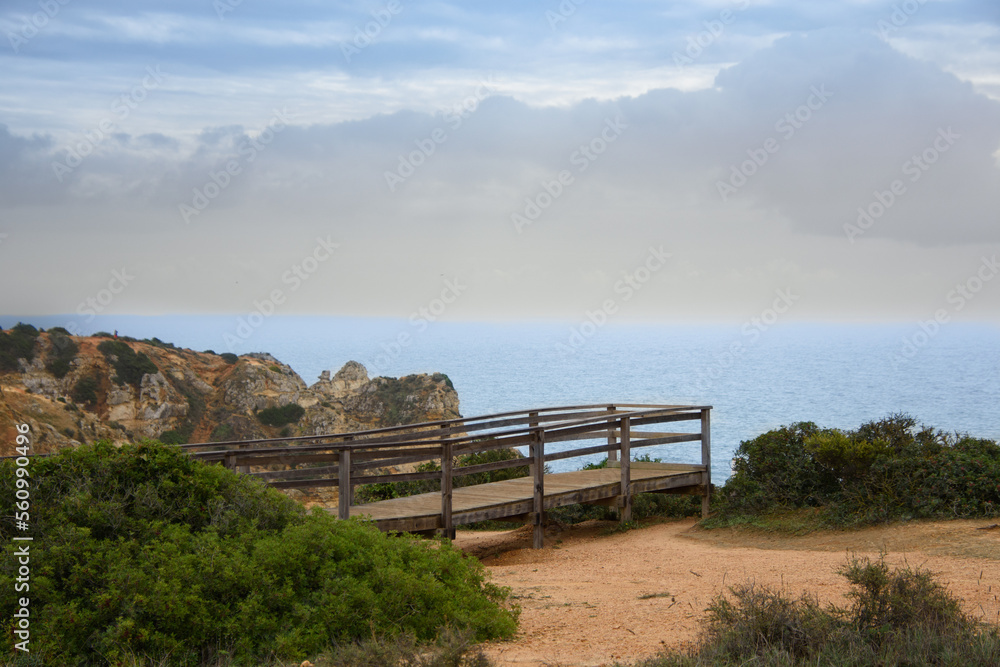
[0,324,460,457]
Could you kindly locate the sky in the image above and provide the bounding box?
[1,0,999,326]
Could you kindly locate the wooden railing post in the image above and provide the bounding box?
[606,405,618,464]
[441,442,454,539]
[701,408,711,518]
[620,415,631,524]
[527,411,539,479]
[338,447,351,520]
[532,428,545,549]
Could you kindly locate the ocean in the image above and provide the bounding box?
[5,315,999,481]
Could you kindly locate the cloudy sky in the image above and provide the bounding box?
[1,0,998,324]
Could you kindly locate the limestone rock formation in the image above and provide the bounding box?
[0,326,460,456]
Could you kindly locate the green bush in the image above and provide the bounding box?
[0,322,39,372]
[143,336,177,350]
[627,555,1000,667]
[256,403,306,427]
[210,423,235,442]
[158,429,187,445]
[220,353,238,364]
[0,441,517,666]
[97,340,159,388]
[44,332,79,378]
[713,415,1000,527]
[71,373,101,406]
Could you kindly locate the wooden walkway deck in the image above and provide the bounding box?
[348,465,707,533]
[182,403,713,548]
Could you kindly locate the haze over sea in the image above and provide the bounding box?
[6,315,998,481]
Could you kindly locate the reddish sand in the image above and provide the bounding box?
[453,518,1000,666]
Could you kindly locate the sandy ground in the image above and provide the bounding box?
[453,518,1000,667]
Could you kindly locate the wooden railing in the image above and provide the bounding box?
[183,403,712,543]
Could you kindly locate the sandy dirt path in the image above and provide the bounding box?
[453,518,1000,667]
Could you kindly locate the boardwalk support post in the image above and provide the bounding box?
[532,428,545,549]
[338,448,351,521]
[441,442,454,539]
[701,408,711,518]
[620,415,631,524]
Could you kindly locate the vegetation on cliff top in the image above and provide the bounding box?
[0,441,518,666]
[710,413,1000,529]
[97,340,159,389]
[0,323,39,372]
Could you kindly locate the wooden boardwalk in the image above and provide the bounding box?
[349,465,707,533]
[183,403,713,548]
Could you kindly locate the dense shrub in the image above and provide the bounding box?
[714,414,1000,527]
[627,556,1000,667]
[431,372,455,390]
[220,352,238,364]
[44,332,79,378]
[157,429,187,445]
[97,340,158,388]
[256,402,306,426]
[0,322,39,372]
[210,423,235,442]
[0,441,517,666]
[71,373,101,406]
[143,336,177,350]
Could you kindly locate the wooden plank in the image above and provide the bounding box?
[611,430,696,439]
[269,477,339,490]
[452,433,536,456]
[607,462,705,472]
[629,472,704,494]
[454,500,535,525]
[453,456,529,478]
[628,412,703,428]
[351,470,441,485]
[268,467,445,489]
[543,442,617,463]
[251,465,339,481]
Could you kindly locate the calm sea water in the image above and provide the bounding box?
[6,315,999,481]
